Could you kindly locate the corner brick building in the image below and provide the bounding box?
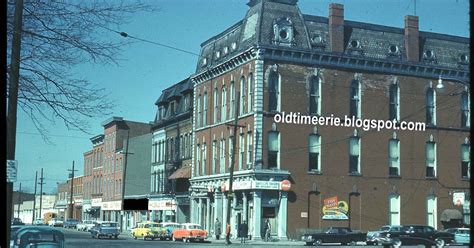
[189,0,470,240]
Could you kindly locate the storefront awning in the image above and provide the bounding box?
[440,209,463,222]
[169,166,191,179]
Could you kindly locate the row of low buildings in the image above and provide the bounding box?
[34,0,470,240]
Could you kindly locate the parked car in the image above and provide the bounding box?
[33,219,47,226]
[131,221,167,240]
[172,223,208,242]
[301,227,366,246]
[379,225,454,247]
[445,227,470,245]
[77,220,96,232]
[161,222,181,240]
[90,221,120,239]
[366,225,403,245]
[48,218,64,227]
[10,226,65,248]
[10,225,26,247]
[11,218,25,226]
[63,219,80,229]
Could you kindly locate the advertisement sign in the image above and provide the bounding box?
[148,199,177,211]
[233,180,252,190]
[253,180,280,190]
[102,200,122,211]
[91,198,102,207]
[453,192,465,206]
[7,160,18,182]
[322,196,348,220]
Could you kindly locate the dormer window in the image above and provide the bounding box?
[423,49,436,62]
[202,57,208,67]
[459,54,469,64]
[310,34,325,48]
[388,44,401,57]
[223,46,229,56]
[231,42,237,51]
[215,51,221,59]
[272,17,294,47]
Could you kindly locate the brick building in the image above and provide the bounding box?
[189,0,469,240]
[82,134,104,220]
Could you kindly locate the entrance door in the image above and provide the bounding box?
[262,207,277,236]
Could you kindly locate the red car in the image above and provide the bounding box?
[172,223,207,242]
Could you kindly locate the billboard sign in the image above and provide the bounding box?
[322,196,348,220]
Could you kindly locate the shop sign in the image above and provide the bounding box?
[301,212,308,218]
[91,198,102,207]
[253,180,280,190]
[322,196,348,220]
[453,192,465,206]
[7,160,18,182]
[102,200,122,211]
[280,180,291,191]
[148,199,177,211]
[233,180,253,190]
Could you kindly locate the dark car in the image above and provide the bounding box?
[366,225,403,245]
[11,226,65,248]
[63,219,80,229]
[12,218,25,226]
[301,227,366,245]
[90,221,120,239]
[380,225,454,247]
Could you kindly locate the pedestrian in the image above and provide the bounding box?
[264,219,271,242]
[239,221,248,243]
[215,218,222,240]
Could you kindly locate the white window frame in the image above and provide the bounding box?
[389,194,401,225]
[309,75,322,115]
[349,130,361,175]
[214,87,219,124]
[240,76,246,115]
[389,133,400,176]
[230,81,235,118]
[426,84,437,126]
[350,79,362,118]
[203,92,208,126]
[308,132,321,172]
[220,138,226,173]
[389,82,400,121]
[196,144,201,176]
[461,89,470,128]
[248,73,254,112]
[268,71,281,112]
[425,136,437,178]
[221,86,227,121]
[212,140,217,175]
[239,133,245,170]
[427,196,437,229]
[247,131,253,168]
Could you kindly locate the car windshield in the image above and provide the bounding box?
[380,226,390,231]
[188,225,201,229]
[101,223,117,227]
[458,229,470,234]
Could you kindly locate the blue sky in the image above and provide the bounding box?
[14,0,469,193]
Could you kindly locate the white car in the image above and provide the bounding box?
[48,218,64,227]
[77,220,97,232]
[33,219,46,226]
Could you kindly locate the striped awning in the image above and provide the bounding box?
[168,166,191,180]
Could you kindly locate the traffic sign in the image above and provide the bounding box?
[7,160,18,182]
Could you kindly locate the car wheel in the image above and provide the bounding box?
[133,235,137,240]
[314,239,322,246]
[96,233,100,239]
[114,235,118,239]
[435,238,445,248]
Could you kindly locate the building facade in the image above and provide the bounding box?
[83,134,104,221]
[190,0,469,240]
[14,195,57,224]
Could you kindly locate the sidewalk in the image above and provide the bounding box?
[207,237,306,246]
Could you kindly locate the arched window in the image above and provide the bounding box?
[248,73,254,112]
[214,87,219,124]
[268,71,280,112]
[308,127,321,172]
[197,94,202,127]
[268,123,280,169]
[240,76,246,115]
[221,86,227,121]
[425,135,437,178]
[230,81,235,118]
[309,75,321,115]
[203,92,208,126]
[349,129,361,174]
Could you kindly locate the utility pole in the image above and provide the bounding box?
[7,0,24,241]
[225,91,242,245]
[32,171,38,223]
[120,130,132,232]
[17,183,22,219]
[38,168,45,220]
[68,161,77,219]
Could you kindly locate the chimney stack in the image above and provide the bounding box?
[404,15,419,62]
[329,3,344,53]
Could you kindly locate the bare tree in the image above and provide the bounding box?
[7,0,158,142]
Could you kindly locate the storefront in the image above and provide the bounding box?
[148,197,177,222]
[102,200,121,222]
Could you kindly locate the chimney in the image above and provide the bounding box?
[329,3,344,53]
[404,15,419,62]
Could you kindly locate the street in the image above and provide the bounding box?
[58,228,470,248]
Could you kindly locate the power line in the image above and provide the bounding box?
[17,131,90,139]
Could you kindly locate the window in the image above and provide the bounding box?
[389,132,400,176]
[268,71,280,112]
[214,87,219,124]
[170,101,175,116]
[230,81,235,118]
[240,76,246,115]
[461,90,470,128]
[221,86,227,121]
[268,123,280,169]
[239,133,245,170]
[426,84,436,126]
[197,94,202,128]
[461,138,470,179]
[427,196,437,229]
[425,135,437,178]
[212,140,217,174]
[220,138,226,173]
[389,194,401,225]
[308,128,321,172]
[202,143,207,176]
[248,73,254,112]
[196,144,201,176]
[349,130,361,175]
[350,78,361,118]
[309,75,321,115]
[228,137,233,168]
[203,92,208,126]
[247,131,253,168]
[389,82,400,121]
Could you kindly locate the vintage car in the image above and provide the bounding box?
[379,225,454,247]
[90,221,120,239]
[48,218,64,227]
[366,225,403,245]
[302,227,366,246]
[172,223,208,242]
[131,221,167,240]
[445,227,470,245]
[33,219,47,226]
[161,222,181,240]
[63,219,80,229]
[76,220,96,232]
[11,226,65,248]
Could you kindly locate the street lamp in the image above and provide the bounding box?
[307,183,320,229]
[348,185,360,230]
[436,76,470,94]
